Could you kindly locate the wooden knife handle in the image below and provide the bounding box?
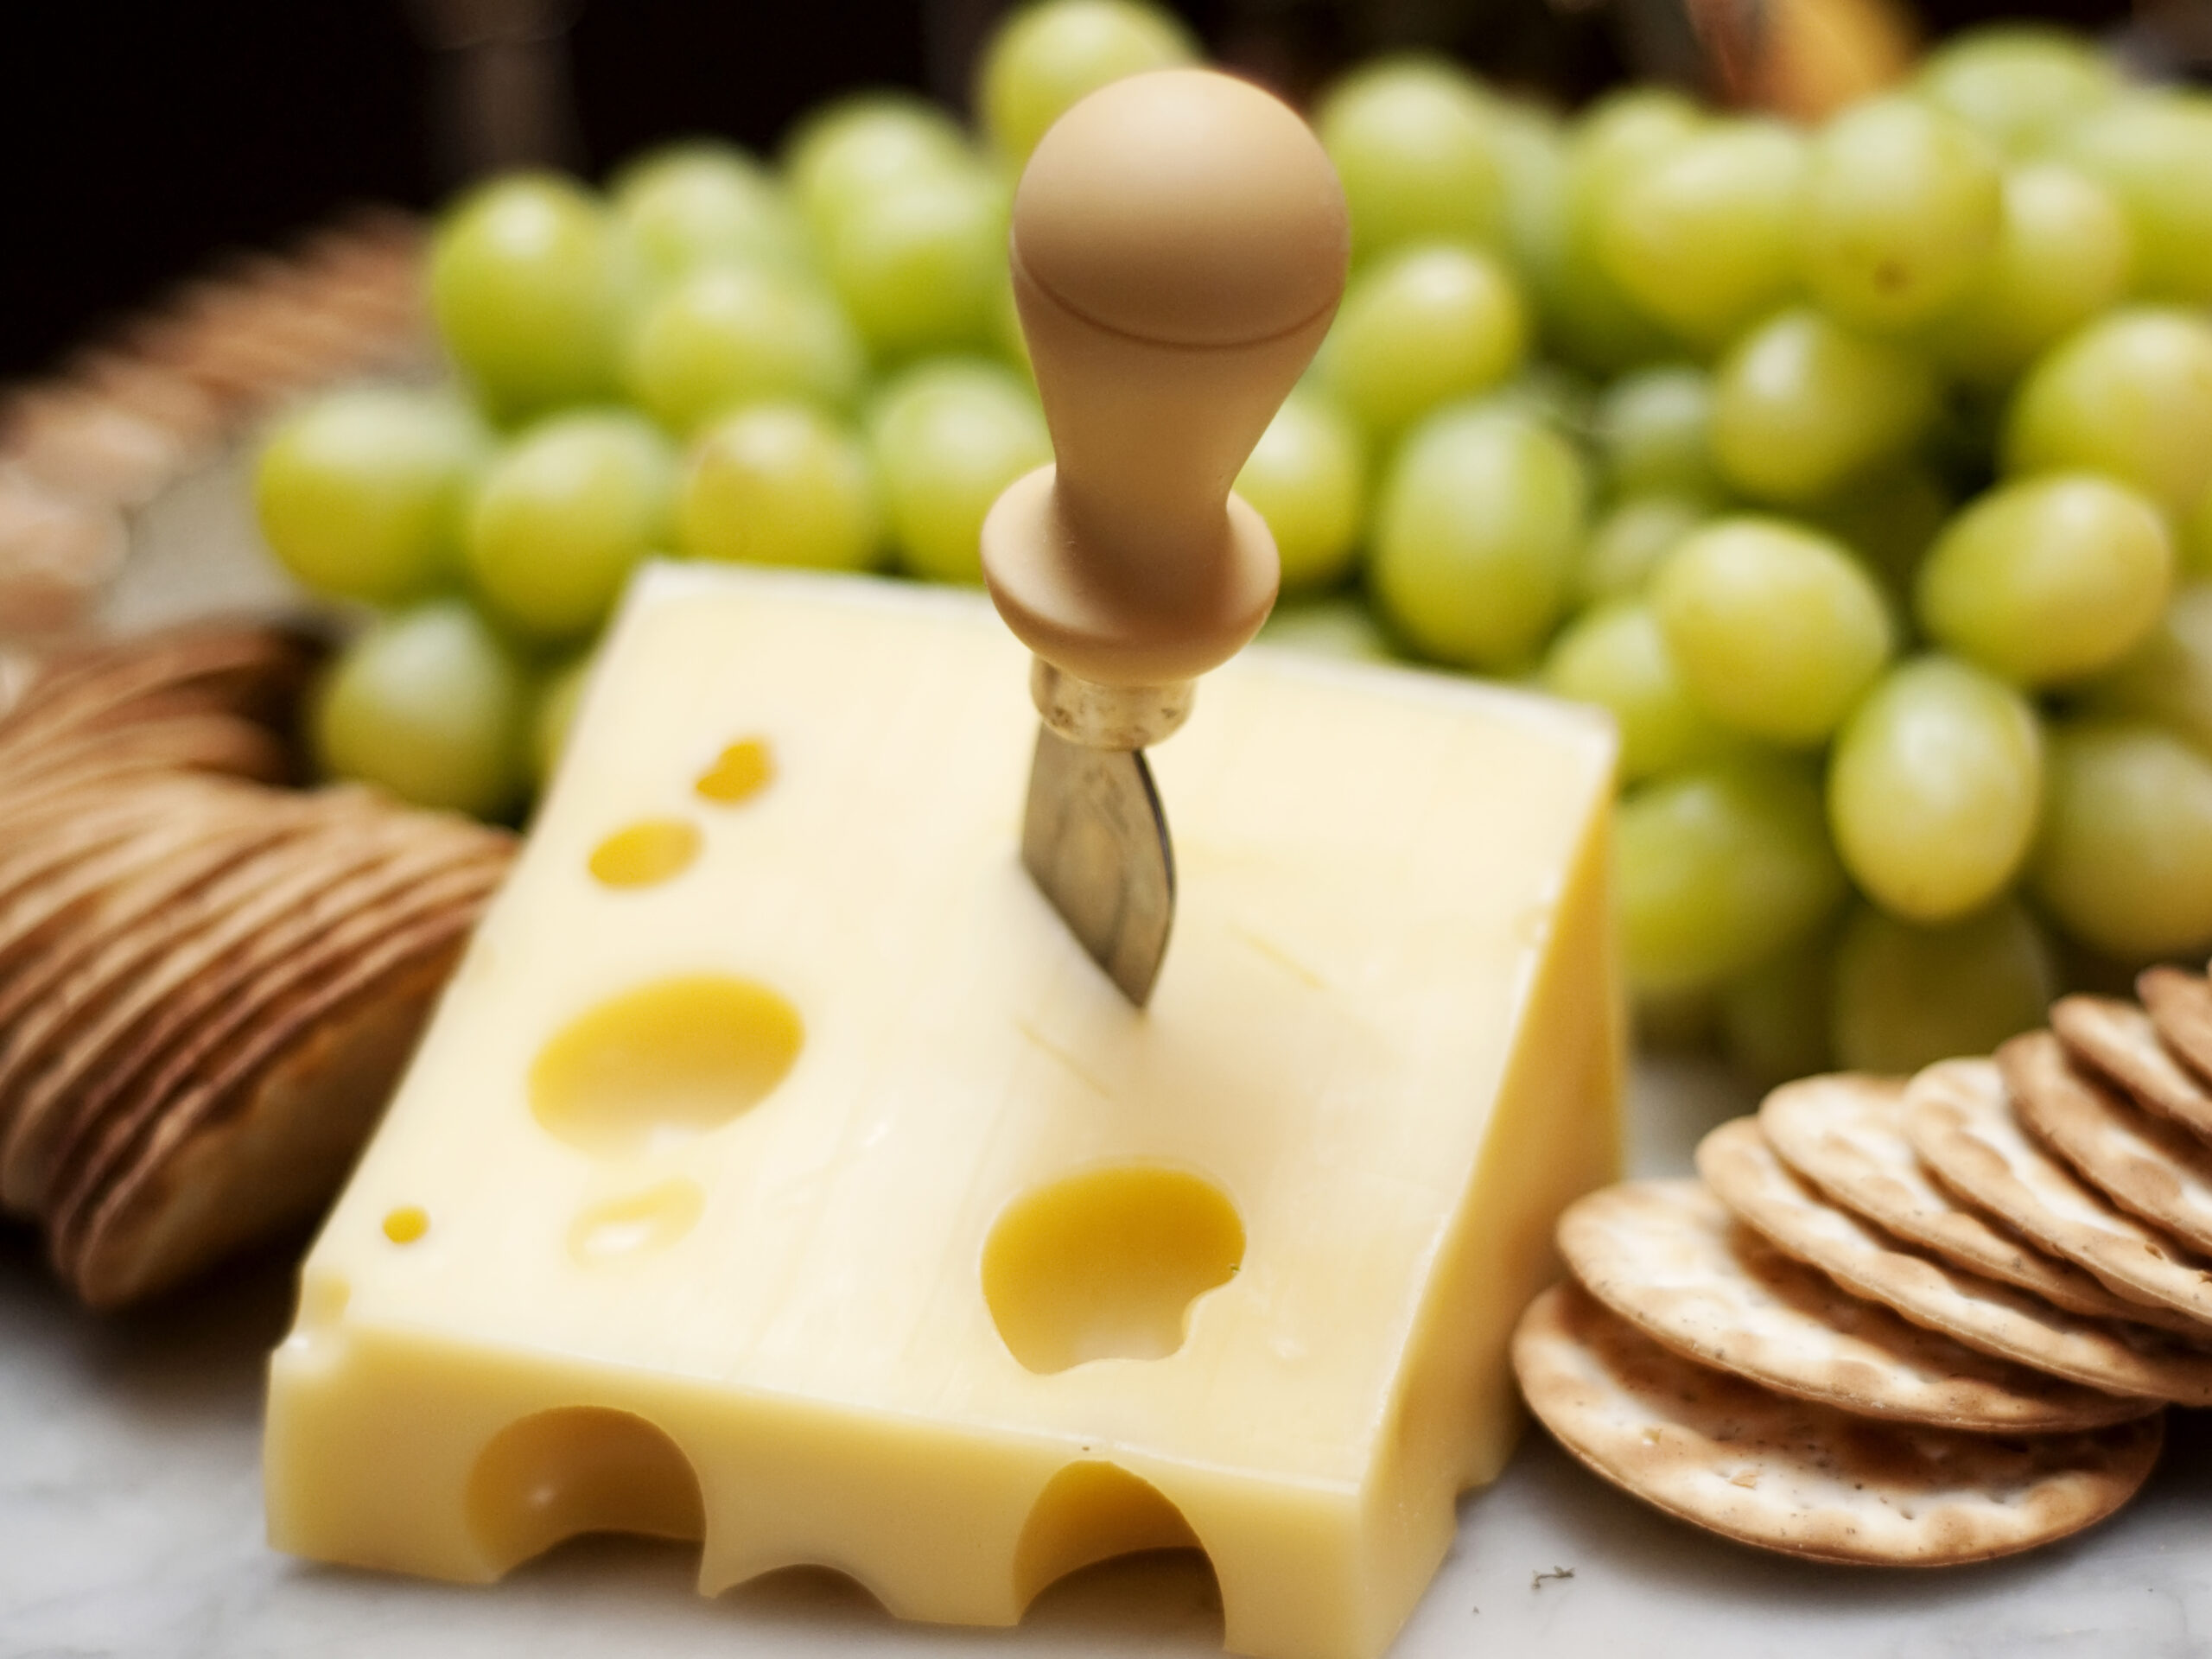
[981,67,1350,690]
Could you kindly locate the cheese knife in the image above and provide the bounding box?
[979,67,1350,1006]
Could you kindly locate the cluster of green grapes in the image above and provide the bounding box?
[255,0,2212,1083]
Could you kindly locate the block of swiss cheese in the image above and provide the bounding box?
[265,563,1622,1659]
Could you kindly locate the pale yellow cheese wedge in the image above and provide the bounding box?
[265,563,1622,1659]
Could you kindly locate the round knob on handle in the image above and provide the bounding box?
[981,68,1350,691]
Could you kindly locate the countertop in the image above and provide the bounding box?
[6,1055,2206,1659]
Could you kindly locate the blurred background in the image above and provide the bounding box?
[8,0,2202,380]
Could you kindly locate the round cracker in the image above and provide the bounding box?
[1699,1116,2212,1405]
[2004,1030,2212,1259]
[0,806,475,1211]
[54,867,503,1296]
[2051,995,2212,1144]
[64,938,464,1308]
[1560,1179,2150,1430]
[28,819,504,1223]
[0,623,318,754]
[1904,1058,2212,1335]
[0,713,291,795]
[1758,1072,2200,1335]
[0,798,353,1211]
[2139,966,2212,1098]
[1511,1280,2164,1567]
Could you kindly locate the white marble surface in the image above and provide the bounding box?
[4,1056,2207,1659]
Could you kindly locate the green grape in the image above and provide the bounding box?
[1916,473,2174,686]
[783,94,974,239]
[313,600,529,818]
[1651,517,1894,746]
[1923,164,2133,388]
[1829,899,2055,1075]
[1595,118,1807,351]
[622,264,865,436]
[2186,481,2212,581]
[821,164,1007,362]
[254,388,487,605]
[1574,86,1707,193]
[2082,582,2212,755]
[2003,307,2212,516]
[1711,308,1937,505]
[1315,56,1504,262]
[1916,25,2118,156]
[464,409,676,645]
[1617,754,1847,996]
[2056,92,2212,307]
[608,140,810,285]
[1317,243,1528,439]
[976,0,1196,167]
[1593,365,1720,499]
[1234,383,1365,594]
[1255,594,1395,662]
[1484,362,1597,435]
[1543,90,1702,375]
[1540,599,1733,783]
[530,651,594,790]
[1718,931,1835,1087]
[2032,718,2212,960]
[1576,493,1707,606]
[677,401,882,571]
[1491,99,1569,293]
[1798,97,2004,335]
[1370,404,1588,671]
[866,357,1049,584]
[1801,463,1951,601]
[429,173,633,421]
[1827,655,2043,923]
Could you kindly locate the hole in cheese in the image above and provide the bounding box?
[382,1205,429,1244]
[982,1165,1243,1375]
[588,819,702,887]
[465,1407,705,1575]
[696,737,774,804]
[724,1563,894,1619]
[569,1179,705,1264]
[531,975,804,1159]
[1012,1459,1211,1614]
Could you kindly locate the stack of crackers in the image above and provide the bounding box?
[0,209,429,638]
[1514,971,2212,1566]
[0,620,512,1309]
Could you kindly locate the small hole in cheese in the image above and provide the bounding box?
[383,1206,429,1244]
[696,737,774,804]
[588,819,702,888]
[982,1165,1243,1375]
[570,1179,706,1264]
[531,974,804,1159]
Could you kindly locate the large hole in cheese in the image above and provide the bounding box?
[531,974,803,1159]
[982,1165,1244,1374]
[1011,1459,1210,1614]
[465,1406,704,1574]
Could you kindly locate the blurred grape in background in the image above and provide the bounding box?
[8,0,2212,1100]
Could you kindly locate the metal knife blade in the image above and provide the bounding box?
[1020,724,1175,1006]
